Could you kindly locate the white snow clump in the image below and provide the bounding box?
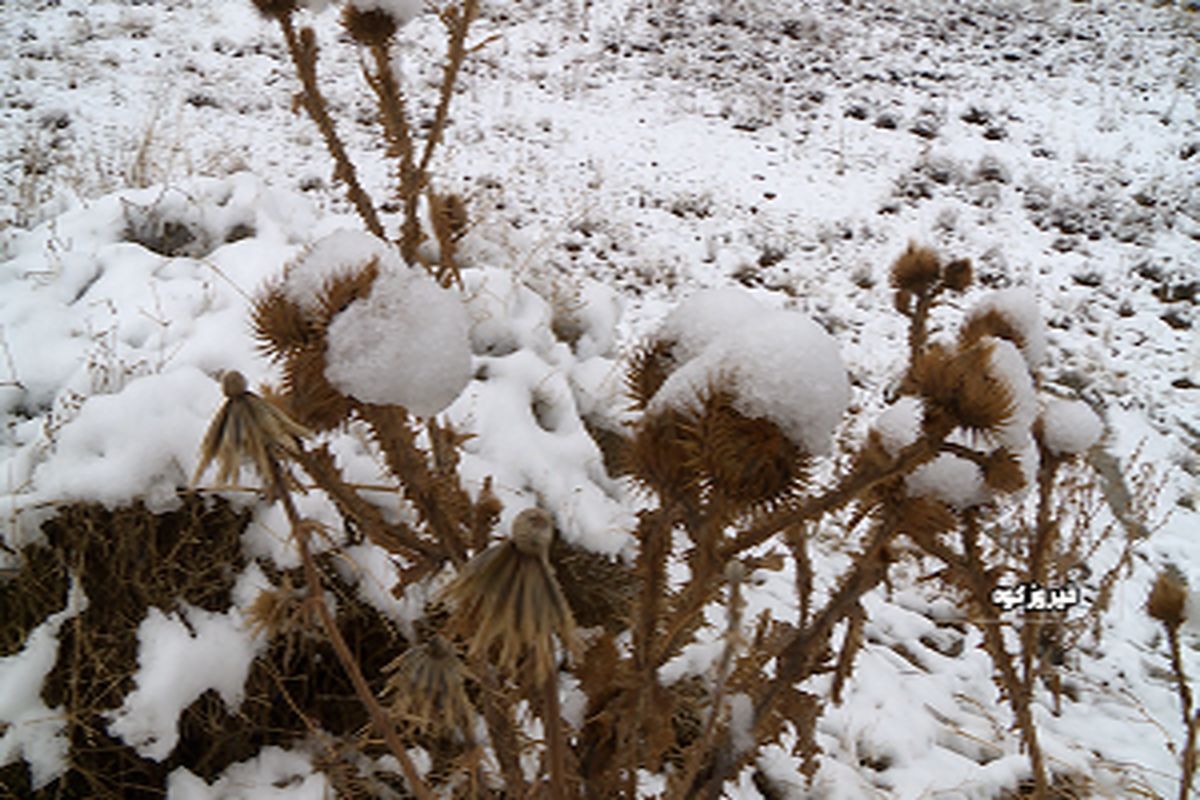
[906,453,987,509]
[966,287,1047,367]
[1039,397,1104,455]
[281,229,401,312]
[324,260,471,417]
[106,606,261,762]
[873,396,924,456]
[656,287,766,365]
[649,306,849,455]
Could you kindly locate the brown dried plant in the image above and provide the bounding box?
[253,0,482,280]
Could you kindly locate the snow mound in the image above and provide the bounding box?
[324,260,471,417]
[1039,396,1104,456]
[649,308,849,455]
[906,452,987,509]
[656,287,765,365]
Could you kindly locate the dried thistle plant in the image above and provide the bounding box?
[443,507,577,683]
[191,370,310,496]
[385,635,475,736]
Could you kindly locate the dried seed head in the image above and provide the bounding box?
[942,258,973,292]
[897,496,958,540]
[1147,569,1188,629]
[385,635,474,735]
[627,337,677,411]
[342,5,398,45]
[222,370,249,398]
[912,340,1014,436]
[251,283,314,359]
[890,242,942,293]
[511,507,554,557]
[551,537,637,632]
[192,373,311,492]
[251,0,297,19]
[630,407,700,502]
[692,389,808,515]
[443,526,578,684]
[960,307,1026,358]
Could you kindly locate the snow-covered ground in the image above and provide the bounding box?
[1,0,1198,796]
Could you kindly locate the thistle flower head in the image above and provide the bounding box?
[250,0,297,20]
[443,508,577,684]
[1147,569,1188,630]
[890,242,942,293]
[192,370,311,493]
[384,635,474,735]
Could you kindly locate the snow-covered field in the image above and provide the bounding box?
[1,0,1198,796]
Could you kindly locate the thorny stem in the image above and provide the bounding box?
[704,519,898,796]
[475,663,529,797]
[543,669,569,800]
[1167,625,1198,800]
[267,456,433,800]
[925,516,1049,799]
[907,288,936,363]
[278,16,385,240]
[294,445,443,562]
[673,570,743,799]
[623,507,674,795]
[1021,453,1061,701]
[364,42,423,264]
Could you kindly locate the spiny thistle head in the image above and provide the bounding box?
[960,307,1027,356]
[251,257,380,431]
[982,448,1026,494]
[443,508,578,684]
[250,0,297,20]
[889,242,942,293]
[629,407,700,502]
[384,635,474,735]
[942,258,973,292]
[627,337,676,412]
[690,388,810,516]
[911,339,1014,437]
[1147,569,1188,630]
[192,370,311,493]
[342,4,398,45]
[551,537,638,632]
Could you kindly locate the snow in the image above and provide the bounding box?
[167,746,330,800]
[0,578,86,791]
[873,395,924,456]
[0,0,1197,795]
[281,229,402,312]
[905,452,987,509]
[347,0,424,27]
[1039,396,1105,456]
[966,287,1048,368]
[324,259,472,417]
[985,336,1039,450]
[655,287,766,365]
[649,308,850,455]
[106,604,263,762]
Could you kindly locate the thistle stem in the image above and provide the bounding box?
[543,669,569,800]
[268,456,433,800]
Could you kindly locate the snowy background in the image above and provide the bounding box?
[1,0,1198,796]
